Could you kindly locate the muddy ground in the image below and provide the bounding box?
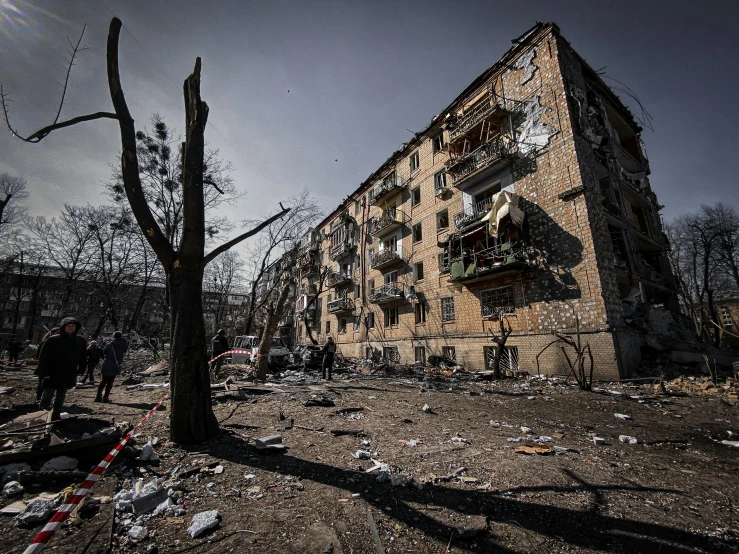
[1,365,739,554]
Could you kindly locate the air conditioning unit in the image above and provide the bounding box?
[435,187,451,199]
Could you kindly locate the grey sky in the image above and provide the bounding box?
[1,0,737,241]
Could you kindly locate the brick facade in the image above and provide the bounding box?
[290,24,673,380]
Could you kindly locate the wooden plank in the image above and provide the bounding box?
[366,510,385,554]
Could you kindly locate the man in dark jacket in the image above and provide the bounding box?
[321,336,337,380]
[96,331,128,403]
[8,337,22,364]
[209,329,229,380]
[37,317,88,420]
[80,340,103,386]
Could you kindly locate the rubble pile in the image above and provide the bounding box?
[656,376,738,402]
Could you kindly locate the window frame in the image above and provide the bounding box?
[441,296,455,322]
[480,286,516,319]
[409,151,420,172]
[415,346,426,364]
[384,306,399,328]
[414,261,424,282]
[434,170,446,192]
[432,133,445,153]
[412,222,423,243]
[411,186,421,206]
[441,345,456,361]
[436,208,449,231]
[415,301,427,325]
[325,320,331,334]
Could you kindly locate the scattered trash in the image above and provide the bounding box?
[354,450,371,460]
[128,525,148,541]
[614,413,632,421]
[40,456,78,472]
[451,436,470,444]
[592,437,606,445]
[140,441,160,462]
[406,439,418,447]
[2,481,23,497]
[515,443,553,455]
[1,500,27,515]
[520,426,532,434]
[244,474,255,480]
[214,465,224,474]
[254,435,286,452]
[391,474,410,487]
[188,510,220,538]
[303,397,335,407]
[132,489,169,515]
[422,404,434,413]
[721,440,739,448]
[619,435,638,445]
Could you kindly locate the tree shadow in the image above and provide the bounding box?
[190,433,728,553]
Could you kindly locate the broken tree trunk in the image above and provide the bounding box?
[489,314,512,379]
[255,281,292,380]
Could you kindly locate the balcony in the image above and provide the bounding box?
[448,93,509,143]
[329,240,356,260]
[453,197,496,231]
[327,297,354,314]
[279,314,294,327]
[299,251,319,276]
[369,173,404,206]
[448,242,530,284]
[370,249,403,270]
[369,209,409,237]
[327,271,353,288]
[369,283,406,304]
[447,136,512,187]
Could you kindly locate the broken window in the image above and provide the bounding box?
[484,345,519,372]
[382,235,398,253]
[384,307,399,327]
[434,170,446,193]
[415,301,427,324]
[353,314,361,332]
[355,200,361,215]
[384,346,399,362]
[432,133,445,153]
[367,311,375,329]
[368,279,375,292]
[437,209,449,231]
[384,271,398,284]
[325,320,331,334]
[414,261,424,282]
[415,346,426,364]
[411,186,421,206]
[720,307,733,327]
[480,286,515,319]
[608,225,629,268]
[442,346,456,361]
[368,248,374,266]
[410,151,420,172]
[413,223,423,243]
[441,297,455,322]
[339,318,347,334]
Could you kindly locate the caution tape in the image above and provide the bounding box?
[22,391,171,554]
[208,349,254,363]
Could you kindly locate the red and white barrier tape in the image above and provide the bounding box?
[208,349,253,363]
[22,391,171,554]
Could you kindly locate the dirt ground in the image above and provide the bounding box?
[1,364,739,554]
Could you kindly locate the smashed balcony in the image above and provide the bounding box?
[447,89,509,143]
[329,240,356,260]
[327,297,354,314]
[369,283,406,304]
[370,249,403,270]
[447,135,513,187]
[328,215,357,261]
[369,172,405,206]
[448,241,530,284]
[370,209,409,237]
[327,271,353,288]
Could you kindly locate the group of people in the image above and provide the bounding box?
[31,317,128,421]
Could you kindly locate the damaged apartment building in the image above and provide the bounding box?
[284,22,675,379]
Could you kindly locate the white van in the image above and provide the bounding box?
[231,335,290,367]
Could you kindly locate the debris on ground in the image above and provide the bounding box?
[619,435,639,445]
[187,510,220,538]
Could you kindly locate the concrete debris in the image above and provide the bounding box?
[515,443,553,455]
[3,481,23,496]
[354,450,371,460]
[422,404,434,413]
[188,509,220,538]
[128,525,148,541]
[406,439,418,447]
[132,489,169,515]
[390,474,410,487]
[140,441,160,462]
[254,435,286,452]
[214,465,224,474]
[0,463,31,477]
[1,500,26,515]
[16,499,55,526]
[520,426,532,434]
[614,413,632,421]
[721,440,739,448]
[619,435,638,445]
[451,436,470,444]
[40,456,78,472]
[592,436,606,445]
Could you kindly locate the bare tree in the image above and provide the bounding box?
[2,18,289,444]
[0,173,29,238]
[487,314,512,379]
[203,249,245,336]
[703,203,739,291]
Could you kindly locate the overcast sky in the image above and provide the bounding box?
[1,0,737,243]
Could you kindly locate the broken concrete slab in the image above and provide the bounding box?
[132,489,168,515]
[188,510,220,538]
[40,456,78,472]
[16,499,55,526]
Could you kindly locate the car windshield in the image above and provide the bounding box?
[271,338,284,348]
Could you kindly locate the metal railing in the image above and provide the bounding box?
[327,271,353,288]
[369,174,404,205]
[370,249,402,269]
[447,136,511,186]
[453,197,496,231]
[329,239,355,259]
[448,92,507,142]
[369,283,405,303]
[369,209,408,236]
[327,297,354,314]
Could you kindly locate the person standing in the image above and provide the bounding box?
[80,340,103,386]
[8,337,21,364]
[37,317,88,421]
[96,331,128,403]
[321,336,337,381]
[209,329,229,380]
[34,327,59,402]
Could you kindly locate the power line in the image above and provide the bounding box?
[98,0,283,198]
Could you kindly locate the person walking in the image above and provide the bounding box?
[321,336,337,381]
[209,329,229,381]
[80,340,103,385]
[8,337,22,364]
[34,327,59,402]
[37,317,88,421]
[96,331,128,403]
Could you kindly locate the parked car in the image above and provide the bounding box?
[231,335,291,367]
[291,344,323,369]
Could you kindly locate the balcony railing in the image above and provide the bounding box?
[448,242,530,284]
[327,297,354,314]
[448,93,508,143]
[369,283,406,304]
[327,271,353,288]
[370,249,403,270]
[329,240,356,260]
[369,174,404,206]
[453,197,496,231]
[369,209,409,237]
[447,136,511,187]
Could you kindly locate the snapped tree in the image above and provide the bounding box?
[1,18,289,444]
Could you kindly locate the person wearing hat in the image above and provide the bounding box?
[95,331,128,403]
[210,329,229,380]
[80,340,104,386]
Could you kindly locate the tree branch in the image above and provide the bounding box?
[203,206,290,267]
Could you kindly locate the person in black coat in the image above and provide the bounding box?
[209,329,229,380]
[95,331,128,403]
[321,336,337,380]
[80,340,103,386]
[37,317,88,420]
[8,337,22,364]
